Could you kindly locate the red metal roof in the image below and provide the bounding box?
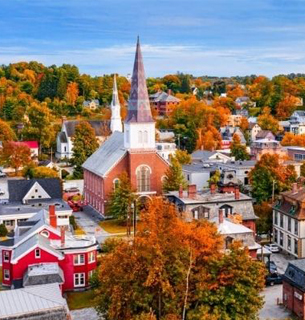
[20,141,39,149]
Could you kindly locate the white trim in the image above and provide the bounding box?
[88,251,95,264]
[22,182,51,203]
[74,254,85,266]
[3,251,10,262]
[74,273,85,287]
[35,248,41,259]
[4,269,10,280]
[135,164,152,174]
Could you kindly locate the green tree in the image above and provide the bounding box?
[94,198,265,320]
[71,121,99,178]
[230,133,250,161]
[163,157,187,192]
[172,150,192,165]
[249,154,297,203]
[254,201,273,235]
[107,172,135,222]
[208,170,221,186]
[0,223,8,237]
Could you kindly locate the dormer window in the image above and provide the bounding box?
[35,189,38,193]
[3,251,9,262]
[35,248,41,259]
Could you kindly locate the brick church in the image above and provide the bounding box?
[82,38,169,215]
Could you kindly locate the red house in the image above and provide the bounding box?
[0,205,97,291]
[82,38,169,215]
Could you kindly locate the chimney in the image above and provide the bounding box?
[49,205,57,229]
[179,184,183,198]
[234,186,240,200]
[60,226,65,247]
[292,182,298,193]
[210,183,216,194]
[219,208,224,224]
[187,184,197,199]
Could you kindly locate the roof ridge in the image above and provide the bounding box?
[21,285,65,306]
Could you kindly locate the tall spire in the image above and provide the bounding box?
[110,74,123,133]
[125,37,154,123]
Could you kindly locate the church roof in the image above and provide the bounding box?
[82,131,126,177]
[63,120,109,137]
[125,37,154,124]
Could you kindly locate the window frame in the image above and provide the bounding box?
[74,273,85,287]
[35,248,41,259]
[74,254,85,266]
[4,269,10,281]
[3,251,9,262]
[88,251,95,264]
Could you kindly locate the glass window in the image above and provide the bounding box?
[274,229,278,243]
[88,270,94,279]
[74,254,85,265]
[288,217,291,232]
[35,249,41,259]
[295,220,298,235]
[287,235,291,251]
[4,269,9,280]
[136,166,150,192]
[88,252,95,263]
[280,214,283,228]
[280,232,283,246]
[3,251,9,262]
[274,211,278,225]
[74,273,85,287]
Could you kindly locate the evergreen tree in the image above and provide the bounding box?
[71,121,99,178]
[230,133,250,161]
[163,157,187,192]
[107,172,135,221]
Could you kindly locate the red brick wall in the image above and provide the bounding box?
[283,281,294,311]
[242,220,256,234]
[283,280,305,319]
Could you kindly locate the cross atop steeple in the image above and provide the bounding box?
[125,37,154,123]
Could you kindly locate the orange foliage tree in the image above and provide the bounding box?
[66,82,79,106]
[276,94,299,120]
[94,198,265,320]
[281,132,305,147]
[257,107,279,134]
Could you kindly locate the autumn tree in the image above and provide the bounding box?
[249,154,297,203]
[71,121,99,178]
[0,119,16,141]
[276,94,299,119]
[197,127,222,151]
[107,172,135,222]
[208,170,221,186]
[172,150,192,165]
[281,132,305,147]
[254,201,273,235]
[163,157,188,192]
[66,82,79,106]
[257,107,279,134]
[24,166,58,179]
[230,133,250,161]
[0,142,32,173]
[94,198,265,320]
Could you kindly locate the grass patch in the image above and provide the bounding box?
[99,219,128,234]
[66,290,96,310]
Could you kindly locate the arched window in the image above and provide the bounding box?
[144,131,148,143]
[113,178,120,190]
[138,131,143,143]
[136,165,151,192]
[191,206,210,220]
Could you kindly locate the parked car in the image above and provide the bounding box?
[265,273,283,286]
[0,171,6,178]
[266,261,277,273]
[264,243,280,253]
[64,187,80,193]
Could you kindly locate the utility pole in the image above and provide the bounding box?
[272,179,276,203]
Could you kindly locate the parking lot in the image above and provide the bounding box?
[259,252,294,319]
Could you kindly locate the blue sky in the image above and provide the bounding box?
[1,0,305,77]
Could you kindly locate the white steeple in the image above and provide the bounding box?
[110,74,123,133]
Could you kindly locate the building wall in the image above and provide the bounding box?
[183,171,211,190]
[283,281,305,319]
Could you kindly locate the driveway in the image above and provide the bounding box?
[270,252,295,274]
[259,285,292,319]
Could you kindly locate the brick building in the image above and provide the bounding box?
[82,38,169,215]
[283,259,305,319]
[149,90,180,116]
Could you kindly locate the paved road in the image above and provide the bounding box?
[259,285,292,319]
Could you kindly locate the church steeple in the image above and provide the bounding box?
[110,74,123,133]
[124,37,155,150]
[125,37,154,124]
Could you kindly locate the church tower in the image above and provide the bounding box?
[124,37,155,150]
[110,74,123,133]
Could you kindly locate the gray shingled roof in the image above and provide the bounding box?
[150,91,180,103]
[64,120,109,137]
[8,179,62,202]
[284,259,305,291]
[0,283,68,319]
[82,131,126,177]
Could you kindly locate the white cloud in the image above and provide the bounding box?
[1,43,305,77]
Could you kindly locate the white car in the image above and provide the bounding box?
[264,244,280,253]
[0,189,5,196]
[0,172,6,178]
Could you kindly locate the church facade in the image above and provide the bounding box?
[82,39,169,215]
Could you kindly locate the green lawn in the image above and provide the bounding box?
[66,290,96,310]
[99,219,128,234]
